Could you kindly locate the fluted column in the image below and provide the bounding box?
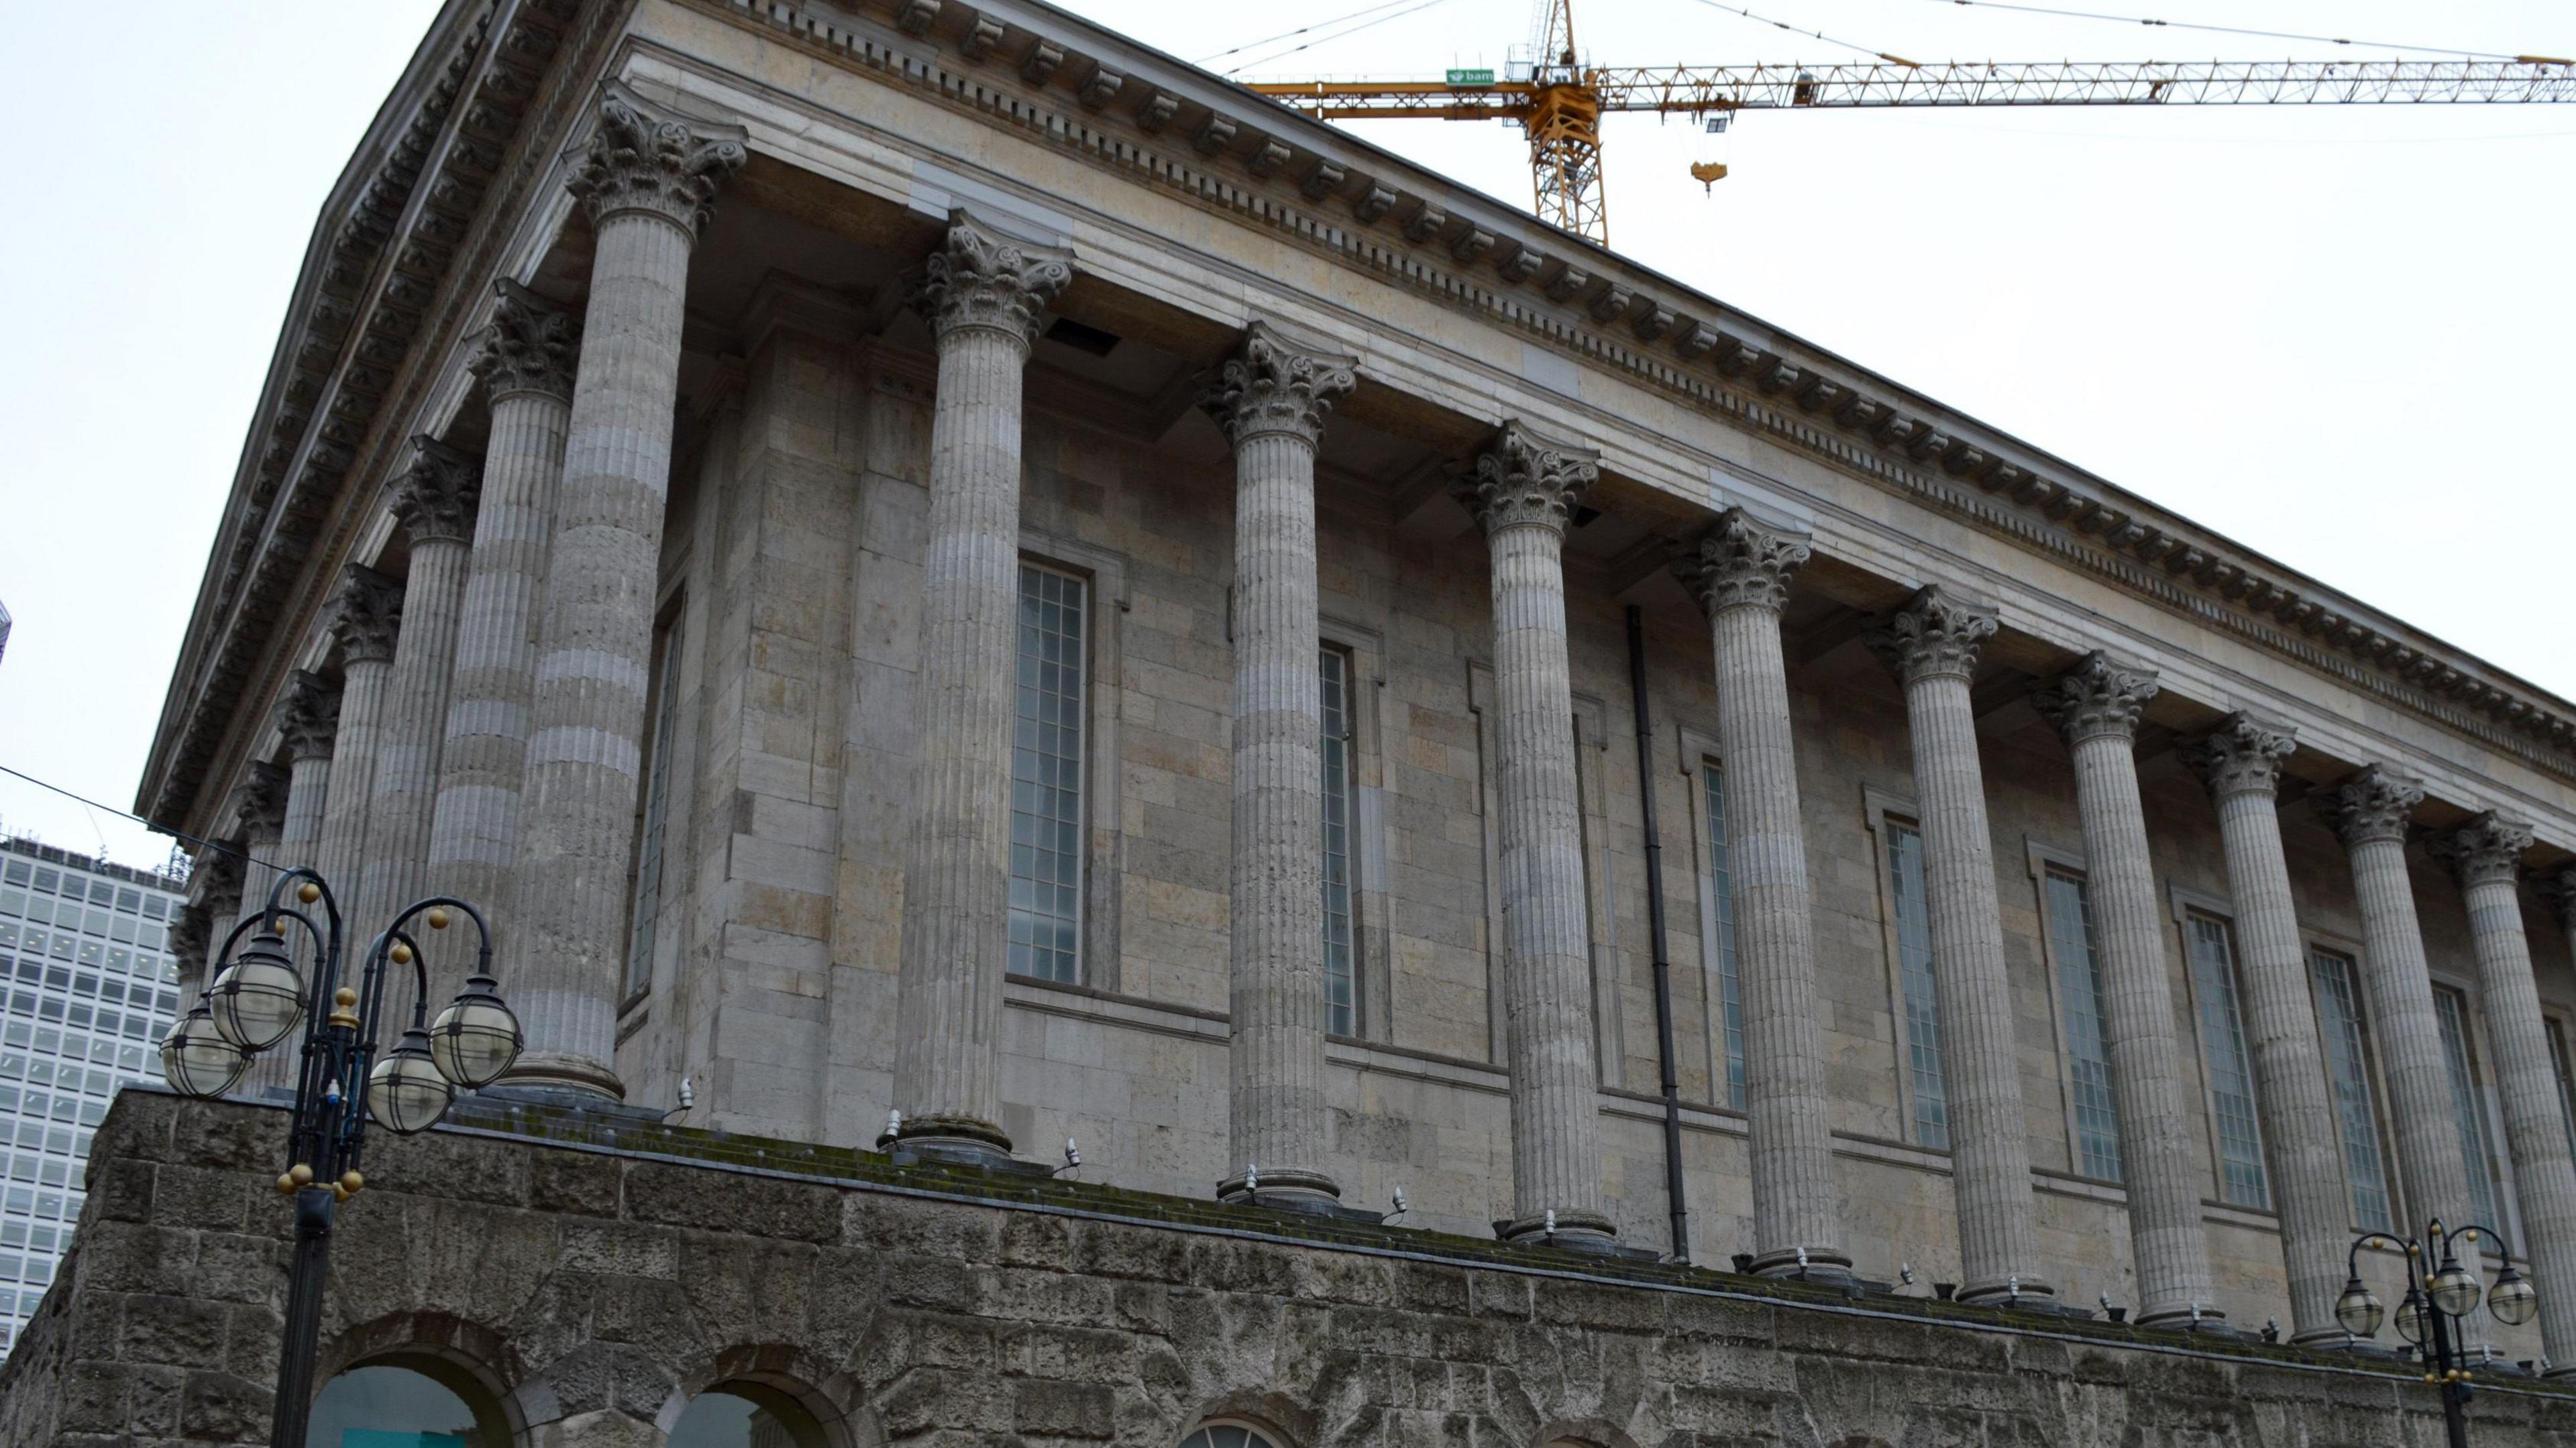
[1670,510,1841,1273]
[356,439,480,934]
[886,215,1072,1163]
[230,761,292,936]
[2318,767,2473,1236]
[427,282,577,957]
[243,671,340,1097]
[2436,816,2576,1370]
[1866,587,2047,1302]
[2180,714,2347,1342]
[504,87,744,1100]
[184,847,246,1002]
[315,565,402,904]
[2029,656,2212,1325]
[1453,421,1615,1249]
[1199,323,1356,1207]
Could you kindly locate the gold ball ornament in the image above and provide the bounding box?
[427,907,451,931]
[335,987,359,1008]
[288,1163,314,1186]
[339,1170,364,1194]
[391,942,414,965]
[299,882,321,903]
[276,1174,297,1194]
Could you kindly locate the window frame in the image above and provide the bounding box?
[2169,887,2272,1212]
[2027,840,2121,1184]
[2304,934,2399,1233]
[620,594,689,1009]
[1318,641,1363,1039]
[1680,729,1744,1113]
[1007,558,1093,986]
[1317,616,1390,1042]
[2431,977,2515,1245]
[1862,785,1947,1152]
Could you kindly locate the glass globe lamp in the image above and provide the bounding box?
[367,1028,456,1135]
[2489,1266,2539,1327]
[2334,1276,2384,1339]
[160,1005,250,1099]
[428,972,523,1089]
[206,936,307,1052]
[2430,1251,2483,1318]
[2394,1287,2431,1345]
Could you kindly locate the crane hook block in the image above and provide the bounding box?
[1689,161,1729,191]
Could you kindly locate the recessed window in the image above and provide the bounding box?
[1320,646,1360,1036]
[307,1361,506,1448]
[1009,563,1087,983]
[2310,949,2394,1231]
[669,1385,828,1448]
[1180,1425,1284,1448]
[2433,985,2506,1231]
[2549,1019,2576,1165]
[1886,819,1947,1149]
[2186,913,2269,1209]
[2043,869,2120,1182]
[625,610,686,1002]
[1701,762,1744,1111]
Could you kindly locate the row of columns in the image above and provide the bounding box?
[191,85,2576,1348]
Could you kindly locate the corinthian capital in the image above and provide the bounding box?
[329,564,404,667]
[909,212,1073,351]
[567,82,749,236]
[2316,764,2425,847]
[389,436,482,547]
[193,844,246,915]
[1448,421,1599,537]
[1195,321,1357,448]
[470,280,580,403]
[2432,811,2536,890]
[1865,586,1996,686]
[1670,508,1810,616]
[277,669,341,761]
[2178,712,2296,799]
[233,760,292,840]
[2030,652,2159,747]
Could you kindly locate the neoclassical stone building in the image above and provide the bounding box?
[14,0,2576,1441]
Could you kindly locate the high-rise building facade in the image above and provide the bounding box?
[0,838,185,1359]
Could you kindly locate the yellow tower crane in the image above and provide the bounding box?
[1247,0,2574,246]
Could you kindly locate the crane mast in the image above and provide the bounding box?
[1245,3,2574,246]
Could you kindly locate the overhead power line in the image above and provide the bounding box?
[1920,0,2528,61]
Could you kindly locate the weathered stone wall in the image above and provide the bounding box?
[5,1091,2571,1447]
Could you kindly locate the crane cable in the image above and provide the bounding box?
[1198,0,1426,66]
[1918,1,2526,62]
[1683,0,1909,63]
[1219,0,1470,75]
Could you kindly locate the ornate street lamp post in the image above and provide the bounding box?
[160,867,523,1448]
[2334,1218,2540,1448]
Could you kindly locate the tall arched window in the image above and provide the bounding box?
[669,1385,830,1448]
[1180,1423,1284,1448]
[304,1360,508,1448]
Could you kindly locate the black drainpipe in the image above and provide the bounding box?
[1625,604,1690,1262]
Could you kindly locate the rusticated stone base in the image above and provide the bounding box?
[7,1089,2575,1448]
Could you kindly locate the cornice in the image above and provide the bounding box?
[142,0,607,831]
[692,0,2576,785]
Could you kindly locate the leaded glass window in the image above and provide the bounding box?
[625,613,685,1000]
[1702,763,1743,1111]
[2434,985,2506,1231]
[1888,820,1947,1149]
[2045,870,2120,1181]
[1009,564,1086,983]
[2188,914,2269,1209]
[2310,949,2394,1231]
[1320,647,1358,1037]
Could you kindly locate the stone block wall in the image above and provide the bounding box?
[5,1091,2572,1448]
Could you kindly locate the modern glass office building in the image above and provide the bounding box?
[0,837,186,1359]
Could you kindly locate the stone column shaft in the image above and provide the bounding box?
[230,761,292,938]
[2440,818,2576,1370]
[2033,657,2212,1325]
[315,567,402,909]
[504,88,744,1100]
[1199,323,1355,1205]
[427,282,577,970]
[2184,714,2346,1341]
[888,215,1070,1162]
[244,671,339,1097]
[1868,587,2047,1301]
[2324,767,2474,1237]
[1454,422,1614,1247]
[356,439,480,938]
[1674,512,1841,1273]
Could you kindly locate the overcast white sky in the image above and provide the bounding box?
[0,0,2569,871]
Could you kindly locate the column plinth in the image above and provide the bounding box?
[887,213,1071,1166]
[2434,816,2576,1370]
[2318,767,2475,1241]
[1200,323,1355,1208]
[2179,714,2345,1341]
[1866,586,2048,1302]
[1455,422,1615,1250]
[1672,511,1841,1274]
[428,282,578,978]
[504,86,744,1101]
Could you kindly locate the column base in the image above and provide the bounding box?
[879,1113,1016,1171]
[1496,1209,1620,1254]
[1218,1167,1342,1214]
[1955,1273,2056,1306]
[1750,1245,1855,1280]
[2137,1302,2230,1331]
[496,1050,626,1102]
